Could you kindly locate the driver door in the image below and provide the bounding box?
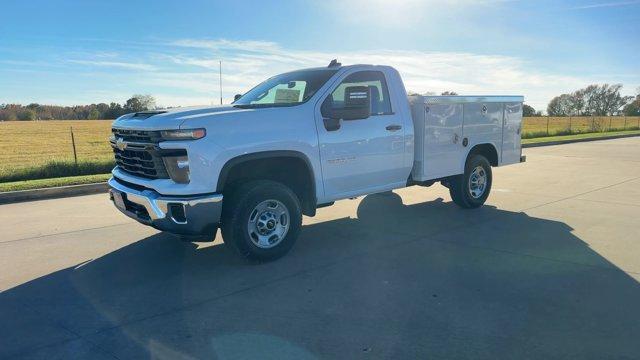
[315,70,406,200]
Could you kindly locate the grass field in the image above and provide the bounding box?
[0,120,113,181]
[522,116,640,138]
[1,116,639,185]
[0,173,111,192]
[522,129,640,145]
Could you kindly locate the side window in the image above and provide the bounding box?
[327,71,392,116]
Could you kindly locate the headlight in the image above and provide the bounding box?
[160,128,206,141]
[163,155,190,183]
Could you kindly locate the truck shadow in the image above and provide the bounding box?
[2,192,640,359]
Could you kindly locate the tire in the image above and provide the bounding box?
[449,154,492,209]
[221,180,302,262]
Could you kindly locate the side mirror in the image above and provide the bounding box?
[233,94,242,102]
[322,86,371,121]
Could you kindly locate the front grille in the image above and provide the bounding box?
[111,128,169,179]
[112,147,169,178]
[112,128,162,143]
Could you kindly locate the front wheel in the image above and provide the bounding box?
[449,154,492,209]
[221,180,302,262]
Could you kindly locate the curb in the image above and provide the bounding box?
[1,133,638,205]
[0,182,109,205]
[522,132,640,148]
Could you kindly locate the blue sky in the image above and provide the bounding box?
[1,0,638,110]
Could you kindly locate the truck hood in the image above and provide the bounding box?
[111,105,253,130]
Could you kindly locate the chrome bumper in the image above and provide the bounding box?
[108,177,223,235]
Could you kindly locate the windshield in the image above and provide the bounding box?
[233,69,338,108]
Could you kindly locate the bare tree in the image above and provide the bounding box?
[131,94,157,110]
[523,104,540,116]
[569,88,588,115]
[547,94,574,116]
[623,87,640,116]
[583,84,630,115]
[547,84,632,116]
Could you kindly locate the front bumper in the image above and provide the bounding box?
[108,177,223,235]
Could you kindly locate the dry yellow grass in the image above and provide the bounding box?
[0,120,113,177]
[522,116,640,136]
[1,117,639,179]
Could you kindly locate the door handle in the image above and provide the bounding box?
[386,124,402,131]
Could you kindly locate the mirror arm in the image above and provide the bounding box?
[323,117,341,131]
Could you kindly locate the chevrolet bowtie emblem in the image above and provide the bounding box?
[116,137,127,151]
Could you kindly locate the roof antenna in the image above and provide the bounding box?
[328,59,341,68]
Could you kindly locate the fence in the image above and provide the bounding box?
[522,116,640,138]
[0,120,113,180]
[1,117,639,181]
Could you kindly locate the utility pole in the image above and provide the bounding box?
[219,60,223,105]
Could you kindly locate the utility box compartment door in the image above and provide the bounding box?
[424,104,464,179]
[414,103,464,180]
[501,102,522,165]
[463,102,503,158]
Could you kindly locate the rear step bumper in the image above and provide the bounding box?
[108,177,223,236]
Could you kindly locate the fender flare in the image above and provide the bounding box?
[461,142,499,170]
[216,150,317,203]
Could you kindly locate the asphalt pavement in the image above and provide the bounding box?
[1,137,639,359]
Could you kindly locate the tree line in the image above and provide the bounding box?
[3,86,640,120]
[412,87,639,117]
[545,84,640,116]
[0,95,156,121]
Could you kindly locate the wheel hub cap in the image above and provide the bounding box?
[468,166,487,199]
[248,200,290,248]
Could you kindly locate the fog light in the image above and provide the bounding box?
[168,203,187,223]
[163,155,190,183]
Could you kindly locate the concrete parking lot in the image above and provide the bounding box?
[1,137,639,359]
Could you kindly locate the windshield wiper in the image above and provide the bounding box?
[232,104,258,109]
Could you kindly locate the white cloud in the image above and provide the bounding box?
[170,39,280,53]
[67,59,157,71]
[8,38,635,111]
[148,39,596,110]
[571,0,640,9]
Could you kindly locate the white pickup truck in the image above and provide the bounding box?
[109,61,525,261]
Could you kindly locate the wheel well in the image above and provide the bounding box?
[218,153,317,216]
[468,143,498,166]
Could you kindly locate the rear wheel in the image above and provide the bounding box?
[221,180,302,261]
[449,154,492,208]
